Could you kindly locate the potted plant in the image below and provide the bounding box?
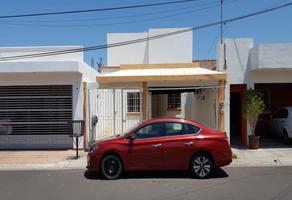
[243,89,265,149]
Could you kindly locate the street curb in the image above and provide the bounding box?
[1,159,292,171]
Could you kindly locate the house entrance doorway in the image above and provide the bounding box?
[230,84,247,147]
[230,92,242,146]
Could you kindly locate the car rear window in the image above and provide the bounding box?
[183,124,200,134]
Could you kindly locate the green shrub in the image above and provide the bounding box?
[243,89,265,136]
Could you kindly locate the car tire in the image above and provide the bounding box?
[100,154,123,180]
[283,130,290,145]
[190,153,214,179]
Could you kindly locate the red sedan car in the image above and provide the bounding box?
[87,118,232,180]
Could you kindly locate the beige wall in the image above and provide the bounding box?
[151,94,183,118]
[151,89,217,129]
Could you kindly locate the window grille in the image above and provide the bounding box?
[167,93,181,109]
[127,92,141,113]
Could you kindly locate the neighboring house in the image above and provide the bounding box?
[217,39,292,146]
[0,46,98,149]
[90,28,226,146]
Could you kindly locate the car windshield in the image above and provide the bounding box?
[115,121,143,137]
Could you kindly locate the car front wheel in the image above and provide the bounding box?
[190,153,214,179]
[100,154,123,180]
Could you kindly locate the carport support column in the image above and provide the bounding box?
[142,82,149,120]
[218,80,225,131]
[82,82,87,149]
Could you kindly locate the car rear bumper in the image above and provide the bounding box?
[216,157,232,168]
[215,148,232,168]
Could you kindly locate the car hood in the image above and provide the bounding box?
[93,135,122,144]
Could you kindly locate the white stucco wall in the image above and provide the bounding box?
[217,38,254,84]
[190,89,217,129]
[218,39,292,87]
[107,32,148,66]
[148,28,193,64]
[107,28,192,66]
[250,43,292,70]
[250,70,292,84]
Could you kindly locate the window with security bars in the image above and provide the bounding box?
[127,92,141,113]
[167,93,181,109]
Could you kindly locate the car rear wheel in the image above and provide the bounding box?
[100,155,123,180]
[190,153,214,179]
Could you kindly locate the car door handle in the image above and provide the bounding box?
[185,142,194,146]
[152,143,162,148]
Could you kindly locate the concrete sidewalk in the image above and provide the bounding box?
[0,150,87,171]
[230,148,292,167]
[0,148,292,171]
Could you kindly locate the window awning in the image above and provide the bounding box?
[96,67,226,83]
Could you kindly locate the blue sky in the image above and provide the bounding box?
[0,0,292,65]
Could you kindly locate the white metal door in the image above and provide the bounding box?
[87,83,99,147]
[92,88,142,141]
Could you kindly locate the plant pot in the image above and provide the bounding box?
[249,135,260,149]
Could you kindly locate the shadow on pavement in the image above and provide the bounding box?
[84,168,228,180]
[84,170,100,180]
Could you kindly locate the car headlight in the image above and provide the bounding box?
[89,144,99,153]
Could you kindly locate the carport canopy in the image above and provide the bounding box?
[96,64,226,131]
[96,67,226,83]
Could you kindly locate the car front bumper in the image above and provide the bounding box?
[86,153,101,172]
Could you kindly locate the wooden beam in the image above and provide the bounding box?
[97,73,227,83]
[120,63,201,70]
[218,80,225,131]
[142,82,148,120]
[82,82,87,149]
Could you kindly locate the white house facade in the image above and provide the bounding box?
[91,28,226,146]
[218,39,292,147]
[0,46,98,149]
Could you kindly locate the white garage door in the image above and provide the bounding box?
[0,85,73,149]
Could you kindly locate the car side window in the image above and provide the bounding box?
[165,122,200,136]
[273,110,281,119]
[135,122,164,139]
[281,109,288,118]
[183,124,200,134]
[273,109,288,119]
[165,122,183,136]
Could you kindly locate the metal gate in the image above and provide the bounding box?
[87,87,142,146]
[0,85,73,149]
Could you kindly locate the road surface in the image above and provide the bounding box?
[0,167,291,200]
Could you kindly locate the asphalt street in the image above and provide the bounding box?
[0,167,291,200]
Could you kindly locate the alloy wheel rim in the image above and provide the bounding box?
[104,158,119,177]
[193,156,211,178]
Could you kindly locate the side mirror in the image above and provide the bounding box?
[126,135,135,140]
